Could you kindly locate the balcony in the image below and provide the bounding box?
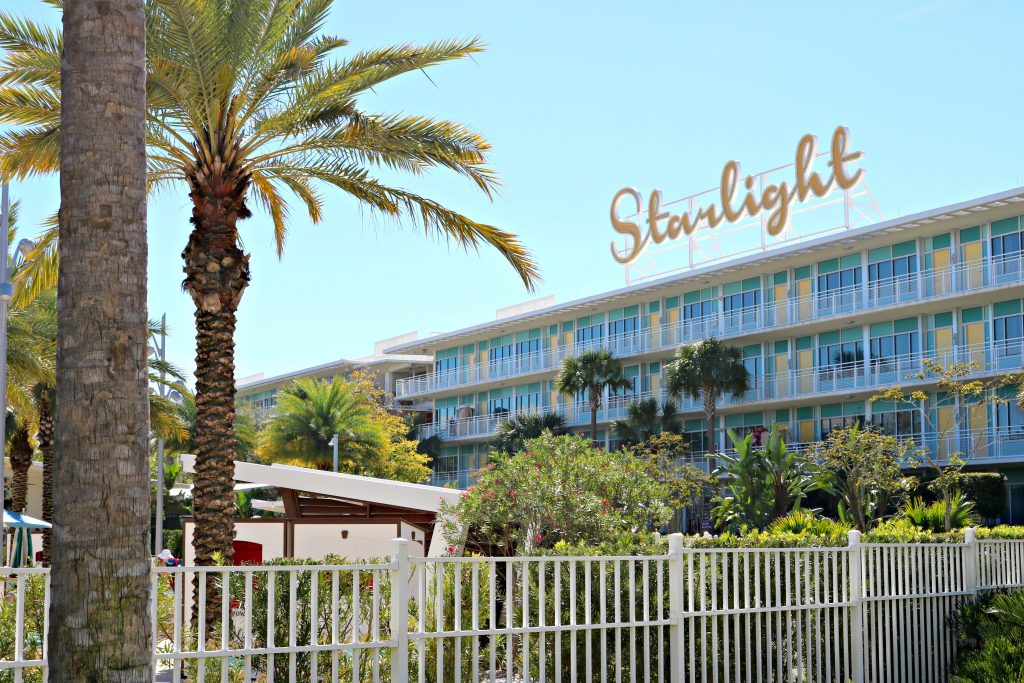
[396,252,1024,398]
[417,337,1024,443]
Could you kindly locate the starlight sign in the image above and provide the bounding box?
[609,126,865,265]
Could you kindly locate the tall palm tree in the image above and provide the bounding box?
[47,0,151,677]
[664,338,750,455]
[0,0,538,564]
[555,350,634,443]
[492,411,567,453]
[260,377,384,470]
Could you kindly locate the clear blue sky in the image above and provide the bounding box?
[7,0,1024,383]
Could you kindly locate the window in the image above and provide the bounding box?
[993,230,1023,259]
[515,337,540,359]
[870,331,920,372]
[684,299,714,321]
[873,408,922,438]
[515,391,541,413]
[820,413,865,439]
[723,289,761,317]
[488,395,511,417]
[743,355,762,388]
[994,314,1024,344]
[996,402,1024,437]
[868,255,917,284]
[609,315,638,339]
[610,374,637,399]
[817,340,864,372]
[489,340,513,369]
[576,322,604,345]
[816,267,861,305]
[435,355,457,374]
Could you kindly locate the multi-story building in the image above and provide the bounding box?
[236,333,432,424]
[386,187,1024,520]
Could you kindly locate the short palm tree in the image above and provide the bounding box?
[555,350,634,443]
[260,377,384,470]
[492,411,567,453]
[612,398,680,445]
[664,338,749,454]
[0,0,538,564]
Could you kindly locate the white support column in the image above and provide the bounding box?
[390,538,411,683]
[847,529,865,683]
[667,533,686,682]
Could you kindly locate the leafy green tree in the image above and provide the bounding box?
[664,338,749,455]
[816,423,915,532]
[0,0,537,565]
[441,433,670,556]
[711,427,821,532]
[492,411,567,453]
[555,350,634,442]
[872,359,1003,531]
[631,432,715,531]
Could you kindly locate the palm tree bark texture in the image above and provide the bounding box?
[8,426,32,514]
[36,385,54,565]
[183,169,251,566]
[48,0,152,680]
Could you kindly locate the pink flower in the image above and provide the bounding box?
[509,489,516,497]
[535,534,543,542]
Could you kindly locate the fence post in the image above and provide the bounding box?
[667,533,685,682]
[847,529,865,683]
[964,526,979,597]
[391,538,411,683]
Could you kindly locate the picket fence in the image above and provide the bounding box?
[2,530,1024,682]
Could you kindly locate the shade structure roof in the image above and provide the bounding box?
[3,510,51,529]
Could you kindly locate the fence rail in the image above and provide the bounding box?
[3,531,1023,681]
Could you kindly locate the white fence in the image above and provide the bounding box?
[3,531,1024,682]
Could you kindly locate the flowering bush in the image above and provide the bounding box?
[440,432,671,556]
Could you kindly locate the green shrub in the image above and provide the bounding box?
[949,590,1024,682]
[162,529,183,558]
[768,510,852,538]
[900,493,975,532]
[959,472,1007,523]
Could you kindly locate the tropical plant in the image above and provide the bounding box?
[767,510,851,539]
[631,432,716,530]
[900,493,976,532]
[45,0,152,676]
[815,422,916,532]
[711,428,821,532]
[165,393,257,460]
[555,350,633,442]
[492,411,567,453]
[872,359,1003,531]
[612,398,680,445]
[0,0,537,565]
[261,377,382,469]
[949,590,1024,683]
[441,432,670,556]
[959,472,1007,524]
[664,338,749,455]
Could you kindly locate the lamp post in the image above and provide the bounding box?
[329,433,339,473]
[150,313,182,555]
[0,183,35,566]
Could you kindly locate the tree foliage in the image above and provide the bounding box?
[711,428,821,532]
[492,411,567,454]
[440,433,670,556]
[555,350,633,442]
[815,423,916,532]
[630,432,714,511]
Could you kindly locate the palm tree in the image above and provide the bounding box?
[260,377,384,470]
[555,350,634,443]
[1,0,538,564]
[612,398,680,446]
[664,338,750,455]
[492,411,567,453]
[47,0,151,677]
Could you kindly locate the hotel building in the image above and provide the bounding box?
[382,187,1024,520]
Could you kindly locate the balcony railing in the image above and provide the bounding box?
[418,337,1024,442]
[397,252,1024,398]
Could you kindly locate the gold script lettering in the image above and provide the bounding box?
[609,187,645,264]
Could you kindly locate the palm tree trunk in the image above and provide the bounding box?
[183,171,251,568]
[703,387,718,471]
[37,391,53,565]
[49,1,151,678]
[8,427,32,514]
[590,393,600,445]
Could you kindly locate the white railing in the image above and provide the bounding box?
[396,252,1024,398]
[4,531,1024,681]
[419,337,1024,443]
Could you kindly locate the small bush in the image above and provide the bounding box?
[960,472,1008,523]
[768,510,852,538]
[900,493,975,532]
[949,589,1024,682]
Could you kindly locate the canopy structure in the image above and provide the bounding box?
[3,510,51,529]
